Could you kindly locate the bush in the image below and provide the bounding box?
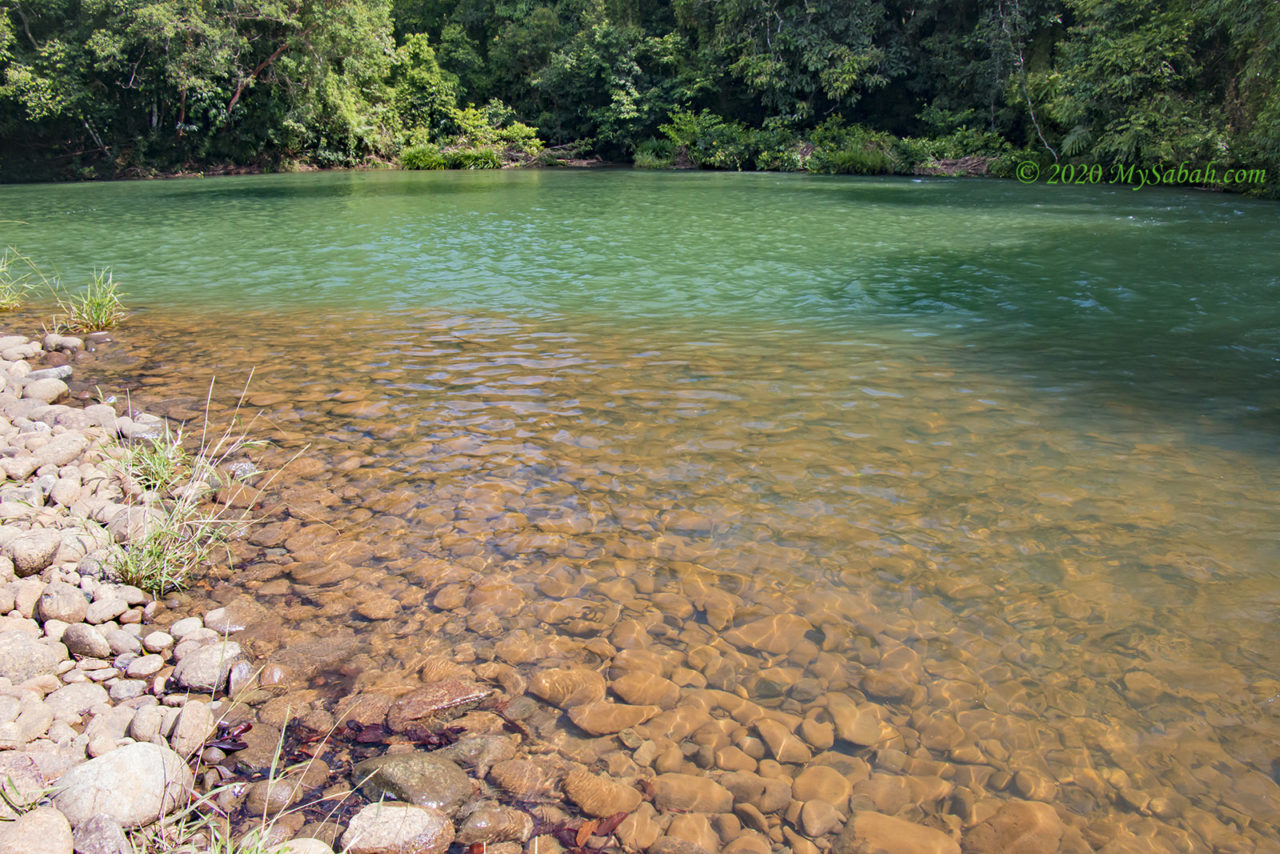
[660,110,754,170]
[401,143,448,169]
[806,121,902,175]
[443,147,503,169]
[632,138,674,169]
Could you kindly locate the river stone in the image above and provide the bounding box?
[754,718,812,763]
[0,805,73,854]
[654,773,734,813]
[267,840,334,854]
[340,803,454,854]
[562,767,643,817]
[488,758,559,800]
[61,624,114,659]
[6,529,63,575]
[836,812,960,854]
[45,682,109,721]
[385,679,493,732]
[794,764,854,804]
[22,378,68,404]
[960,800,1064,853]
[70,813,130,854]
[52,742,193,828]
[801,799,845,837]
[246,776,304,815]
[37,581,89,624]
[610,671,681,708]
[568,701,661,735]
[84,596,127,625]
[172,640,245,692]
[33,433,87,468]
[529,667,606,708]
[723,614,813,655]
[0,631,68,682]
[353,751,472,815]
[168,700,216,758]
[455,803,534,844]
[204,597,270,633]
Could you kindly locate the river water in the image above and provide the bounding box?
[2,170,1279,851]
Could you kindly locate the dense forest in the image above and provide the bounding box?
[0,0,1276,193]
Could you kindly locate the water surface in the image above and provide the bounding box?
[3,170,1279,850]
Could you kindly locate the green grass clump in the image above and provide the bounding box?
[0,247,51,310]
[53,268,127,331]
[108,380,297,594]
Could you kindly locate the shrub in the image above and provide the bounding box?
[632,138,674,169]
[401,143,448,170]
[443,147,503,169]
[806,119,902,175]
[660,110,754,170]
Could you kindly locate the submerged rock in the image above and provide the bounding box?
[340,803,454,854]
[353,752,473,815]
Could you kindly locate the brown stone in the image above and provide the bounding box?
[562,768,642,818]
[961,800,1065,854]
[837,812,959,854]
[653,774,734,813]
[529,668,606,709]
[568,701,661,735]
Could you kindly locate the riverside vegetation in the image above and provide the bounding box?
[0,0,1277,194]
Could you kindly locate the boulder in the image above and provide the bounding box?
[52,742,193,828]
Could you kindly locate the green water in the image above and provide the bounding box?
[4,170,1279,427]
[4,171,1280,848]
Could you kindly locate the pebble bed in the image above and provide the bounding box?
[2,316,1279,854]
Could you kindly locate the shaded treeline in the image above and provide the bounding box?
[0,0,1275,192]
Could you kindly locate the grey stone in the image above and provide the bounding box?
[340,803,454,854]
[84,597,127,625]
[62,624,113,659]
[0,630,68,682]
[0,805,73,854]
[33,433,87,468]
[353,751,473,815]
[167,700,215,758]
[45,682,110,721]
[36,582,89,624]
[172,640,244,693]
[22,378,68,404]
[51,742,193,828]
[71,813,130,854]
[6,530,63,575]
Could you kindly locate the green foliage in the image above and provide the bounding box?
[632,138,674,169]
[807,120,901,175]
[0,0,1275,194]
[660,110,754,170]
[401,143,448,169]
[443,147,503,169]
[53,269,127,332]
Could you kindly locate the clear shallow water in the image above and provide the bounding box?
[3,171,1280,850]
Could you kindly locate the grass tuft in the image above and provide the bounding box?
[0,247,52,311]
[52,267,127,332]
[108,377,300,594]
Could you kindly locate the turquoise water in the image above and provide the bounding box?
[4,170,1279,427]
[4,170,1280,848]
